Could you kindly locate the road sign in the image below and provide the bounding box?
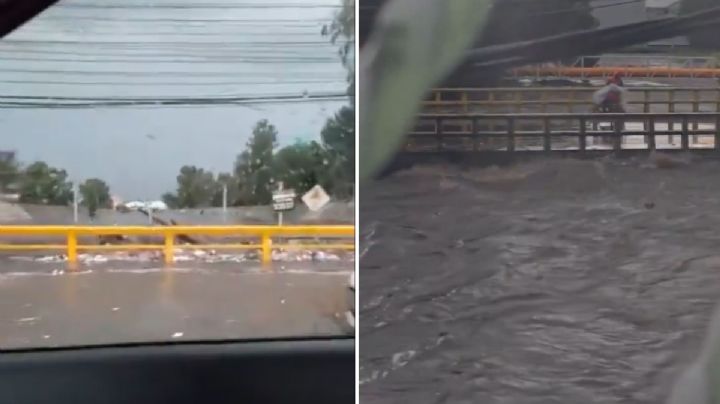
[272,189,296,212]
[302,184,330,212]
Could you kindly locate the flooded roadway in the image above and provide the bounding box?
[0,256,353,350]
[360,155,720,403]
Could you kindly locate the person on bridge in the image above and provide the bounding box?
[606,72,624,87]
[592,72,629,144]
[593,72,628,114]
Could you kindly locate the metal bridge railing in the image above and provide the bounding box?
[0,225,355,266]
[407,112,720,153]
[425,87,720,114]
[569,55,718,69]
[509,66,720,79]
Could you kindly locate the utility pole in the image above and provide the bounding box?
[277,182,284,226]
[222,184,228,223]
[72,183,79,223]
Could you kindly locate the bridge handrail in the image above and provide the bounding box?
[431,87,720,93]
[408,112,720,152]
[0,225,355,266]
[416,112,720,119]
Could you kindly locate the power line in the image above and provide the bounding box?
[0,92,349,108]
[0,68,342,76]
[1,39,338,46]
[55,3,342,9]
[0,46,336,56]
[15,31,328,37]
[0,55,340,64]
[0,79,345,86]
[38,16,333,22]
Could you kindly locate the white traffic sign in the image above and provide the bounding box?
[302,184,330,212]
[272,188,296,212]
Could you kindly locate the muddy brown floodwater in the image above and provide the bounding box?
[0,262,353,349]
[360,155,720,404]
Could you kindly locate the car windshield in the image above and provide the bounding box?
[0,0,355,349]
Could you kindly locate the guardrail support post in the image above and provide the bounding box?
[67,230,78,267]
[163,231,174,265]
[648,117,656,151]
[471,118,478,151]
[579,117,587,151]
[681,116,690,150]
[668,91,676,142]
[543,117,551,152]
[507,117,515,152]
[613,117,622,151]
[436,117,443,151]
[261,232,272,266]
[715,116,720,151]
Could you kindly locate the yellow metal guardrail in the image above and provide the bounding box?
[0,225,355,266]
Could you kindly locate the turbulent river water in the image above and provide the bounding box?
[360,155,720,404]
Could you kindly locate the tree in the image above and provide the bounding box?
[17,161,73,205]
[680,0,717,49]
[317,0,355,198]
[320,105,355,197]
[323,0,355,97]
[169,165,218,208]
[0,152,19,193]
[234,120,278,205]
[161,192,180,209]
[79,178,111,218]
[273,140,328,195]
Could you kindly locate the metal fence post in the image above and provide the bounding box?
[715,115,720,151]
[543,116,551,152]
[436,117,443,151]
[668,91,676,145]
[613,115,622,151]
[648,116,656,151]
[507,117,515,152]
[681,116,690,150]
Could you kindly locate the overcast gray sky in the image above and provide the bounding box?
[0,0,348,200]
